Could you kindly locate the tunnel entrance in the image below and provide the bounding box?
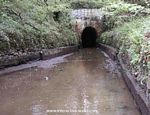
[81,27,98,48]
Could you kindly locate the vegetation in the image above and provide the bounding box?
[1,0,149,55]
[70,0,112,9]
[126,0,150,7]
[0,0,149,95]
[98,1,150,91]
[102,1,150,30]
[0,0,77,55]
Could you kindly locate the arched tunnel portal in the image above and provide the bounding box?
[81,26,98,48]
[71,9,104,48]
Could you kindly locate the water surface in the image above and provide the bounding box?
[0,49,140,115]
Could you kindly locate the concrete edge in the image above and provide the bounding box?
[98,43,150,115]
[98,43,117,60]
[40,46,78,60]
[118,54,150,115]
[0,46,78,76]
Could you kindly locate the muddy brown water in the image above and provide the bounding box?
[0,49,140,115]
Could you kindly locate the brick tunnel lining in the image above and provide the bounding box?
[81,26,98,48]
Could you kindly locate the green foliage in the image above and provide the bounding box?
[71,0,102,9]
[103,2,146,15]
[1,0,149,89]
[102,1,150,30]
[99,16,150,86]
[70,0,120,9]
[0,0,77,54]
[98,1,150,88]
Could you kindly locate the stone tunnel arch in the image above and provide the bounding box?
[81,26,98,48]
[71,9,104,48]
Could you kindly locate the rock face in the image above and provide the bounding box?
[71,9,104,47]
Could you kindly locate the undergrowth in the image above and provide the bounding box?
[99,16,150,89]
[0,0,77,54]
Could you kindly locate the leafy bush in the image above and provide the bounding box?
[0,0,77,54]
[99,16,150,87]
[102,1,150,30]
[70,0,121,9]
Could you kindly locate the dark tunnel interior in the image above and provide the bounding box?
[81,27,98,48]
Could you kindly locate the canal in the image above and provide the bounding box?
[0,49,140,115]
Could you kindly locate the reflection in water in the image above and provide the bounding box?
[82,88,90,111]
[0,49,140,115]
[93,96,99,112]
[32,101,47,115]
[32,104,46,115]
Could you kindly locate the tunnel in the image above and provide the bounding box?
[81,26,98,48]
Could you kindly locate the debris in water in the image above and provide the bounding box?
[44,76,49,81]
[58,68,63,71]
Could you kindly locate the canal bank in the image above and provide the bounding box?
[98,43,150,115]
[0,48,140,115]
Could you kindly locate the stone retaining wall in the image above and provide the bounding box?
[0,46,78,70]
